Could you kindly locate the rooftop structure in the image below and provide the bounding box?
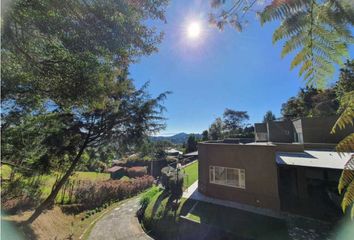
[198,116,353,220]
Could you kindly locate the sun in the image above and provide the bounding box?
[187,21,201,39]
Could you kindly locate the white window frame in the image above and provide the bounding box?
[209,166,246,189]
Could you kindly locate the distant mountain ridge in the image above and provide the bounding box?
[150,132,202,144]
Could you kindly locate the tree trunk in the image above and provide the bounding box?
[24,139,89,225]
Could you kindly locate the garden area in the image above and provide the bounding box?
[1,163,154,239]
[140,186,288,240]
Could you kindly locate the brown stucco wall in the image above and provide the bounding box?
[274,143,304,152]
[198,143,281,211]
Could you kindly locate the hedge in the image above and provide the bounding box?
[127,166,148,178]
[74,176,154,208]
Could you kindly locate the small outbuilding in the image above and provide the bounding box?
[106,166,125,179]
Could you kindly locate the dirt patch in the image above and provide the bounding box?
[2,207,84,240]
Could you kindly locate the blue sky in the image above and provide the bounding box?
[129,0,352,136]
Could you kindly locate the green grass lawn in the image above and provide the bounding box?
[182,161,198,188]
[1,165,110,182]
[186,201,288,240]
[1,165,110,202]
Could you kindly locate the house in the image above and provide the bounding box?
[198,116,353,220]
[165,148,183,157]
[106,166,126,179]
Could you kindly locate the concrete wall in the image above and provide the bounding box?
[298,116,354,143]
[267,120,294,143]
[198,143,281,211]
[254,123,268,142]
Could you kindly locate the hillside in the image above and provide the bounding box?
[150,132,202,144]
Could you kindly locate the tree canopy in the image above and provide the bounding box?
[262,111,276,123]
[281,87,339,119]
[207,109,251,140]
[208,117,224,140]
[185,134,198,153]
[1,0,169,224]
[202,130,209,141]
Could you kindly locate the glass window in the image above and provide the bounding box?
[239,169,246,188]
[209,166,215,183]
[214,167,227,185]
[209,166,245,189]
[226,168,239,187]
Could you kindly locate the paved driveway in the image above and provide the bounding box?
[88,197,153,240]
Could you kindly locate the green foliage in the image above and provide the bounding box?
[208,117,224,140]
[335,60,354,101]
[331,90,354,177]
[1,176,43,213]
[208,0,261,31]
[161,166,184,199]
[185,134,198,153]
[338,156,354,219]
[223,108,249,132]
[208,108,251,140]
[2,0,169,222]
[281,86,339,119]
[74,176,154,209]
[263,110,276,123]
[202,130,209,141]
[142,191,190,239]
[330,60,354,153]
[139,186,161,209]
[261,0,353,87]
[137,139,172,161]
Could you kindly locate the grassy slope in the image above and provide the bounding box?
[143,191,195,239]
[182,161,198,188]
[186,201,288,240]
[1,165,110,201]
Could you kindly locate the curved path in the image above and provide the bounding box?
[88,197,153,240]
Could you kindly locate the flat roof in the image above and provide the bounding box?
[106,166,124,173]
[276,150,352,170]
[246,142,276,146]
[165,148,183,154]
[184,151,198,156]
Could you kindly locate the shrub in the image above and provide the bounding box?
[74,176,154,209]
[160,166,174,190]
[139,186,160,209]
[127,166,147,178]
[169,174,184,200]
[1,178,42,213]
[160,167,184,199]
